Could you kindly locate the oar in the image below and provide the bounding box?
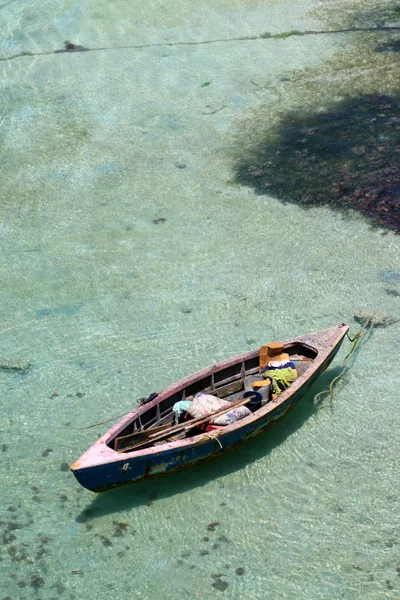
[126,394,256,452]
[115,420,175,450]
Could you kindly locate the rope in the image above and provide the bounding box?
[313,318,375,407]
[203,433,223,449]
[37,408,141,431]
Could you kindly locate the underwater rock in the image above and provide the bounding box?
[112,529,123,538]
[207,521,220,531]
[113,521,128,531]
[235,567,246,575]
[385,288,400,297]
[235,94,400,233]
[211,574,229,592]
[38,536,52,544]
[29,574,44,589]
[380,270,400,282]
[55,41,90,53]
[153,218,167,225]
[376,39,400,53]
[0,358,31,373]
[101,537,113,547]
[353,311,399,327]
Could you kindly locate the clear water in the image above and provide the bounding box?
[1,1,399,598]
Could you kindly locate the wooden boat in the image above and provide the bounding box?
[71,323,349,492]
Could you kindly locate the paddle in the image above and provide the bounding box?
[124,394,256,452]
[115,420,175,451]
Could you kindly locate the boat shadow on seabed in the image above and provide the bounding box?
[75,365,344,520]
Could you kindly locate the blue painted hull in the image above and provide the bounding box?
[72,342,341,492]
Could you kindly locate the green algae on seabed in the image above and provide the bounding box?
[234,93,400,232]
[314,0,400,29]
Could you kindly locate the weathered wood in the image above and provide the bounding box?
[126,394,256,452]
[70,324,350,492]
[115,418,174,450]
[0,358,32,373]
[212,379,244,398]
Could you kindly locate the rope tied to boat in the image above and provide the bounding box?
[203,432,223,449]
[313,313,391,407]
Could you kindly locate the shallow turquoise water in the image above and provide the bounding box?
[1,1,399,598]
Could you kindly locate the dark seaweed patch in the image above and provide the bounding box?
[2,532,17,544]
[153,218,167,225]
[59,463,69,472]
[7,522,22,531]
[386,580,395,589]
[347,5,400,29]
[76,508,94,522]
[235,567,246,575]
[112,521,128,531]
[30,574,45,589]
[38,536,52,544]
[55,41,90,53]
[101,536,113,547]
[376,39,400,53]
[211,573,229,592]
[385,288,400,296]
[380,270,400,282]
[36,548,47,560]
[2,444,8,452]
[217,535,230,543]
[112,529,123,538]
[235,94,400,232]
[207,522,220,531]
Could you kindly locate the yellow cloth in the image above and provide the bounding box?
[263,368,297,395]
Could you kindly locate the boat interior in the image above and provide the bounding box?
[107,343,318,453]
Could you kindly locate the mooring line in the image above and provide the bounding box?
[1,26,400,63]
[313,316,377,407]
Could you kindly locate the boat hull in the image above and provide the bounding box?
[71,327,346,492]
